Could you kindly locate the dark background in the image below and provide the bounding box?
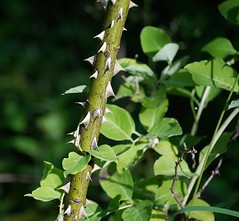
[0,0,239,220]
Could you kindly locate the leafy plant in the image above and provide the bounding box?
[26,0,239,220]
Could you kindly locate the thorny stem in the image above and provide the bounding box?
[64,1,132,220]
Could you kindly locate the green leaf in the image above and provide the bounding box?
[87,144,117,163]
[25,186,62,202]
[117,142,148,174]
[150,209,165,221]
[176,206,239,218]
[153,43,179,63]
[153,141,178,156]
[154,155,193,177]
[185,59,239,92]
[228,99,239,109]
[202,37,237,58]
[163,69,196,88]
[218,0,239,25]
[116,83,135,99]
[100,170,133,200]
[122,200,153,221]
[147,117,182,139]
[83,201,103,221]
[139,99,168,131]
[199,132,232,169]
[140,26,171,57]
[101,104,135,141]
[186,199,214,221]
[119,58,157,85]
[62,85,88,95]
[40,161,65,188]
[62,152,91,175]
[155,180,187,206]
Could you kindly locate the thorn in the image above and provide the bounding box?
[90,70,99,79]
[102,116,109,123]
[75,101,86,108]
[98,42,107,53]
[105,57,111,73]
[113,59,125,76]
[105,107,112,114]
[64,205,72,216]
[123,27,127,31]
[117,8,123,21]
[110,20,114,29]
[105,81,116,98]
[91,137,98,149]
[68,139,75,145]
[93,107,103,119]
[92,164,101,173]
[84,55,96,66]
[129,1,138,9]
[96,0,108,10]
[59,182,71,193]
[86,171,92,181]
[93,30,105,41]
[80,111,91,127]
[67,131,74,136]
[79,206,88,219]
[111,0,117,4]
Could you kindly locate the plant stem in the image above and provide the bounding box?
[64,1,131,220]
[190,86,211,136]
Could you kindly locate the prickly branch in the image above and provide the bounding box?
[63,1,136,220]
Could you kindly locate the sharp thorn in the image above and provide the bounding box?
[91,136,98,149]
[123,27,127,31]
[92,164,101,173]
[110,20,114,29]
[105,57,111,73]
[58,182,71,193]
[98,42,107,53]
[111,0,117,4]
[117,8,123,21]
[106,81,116,98]
[129,1,138,8]
[102,116,109,123]
[64,205,72,216]
[113,59,125,76]
[84,55,96,66]
[80,111,91,127]
[90,70,99,79]
[75,101,86,108]
[105,107,112,114]
[93,30,105,41]
[86,171,92,181]
[79,206,88,219]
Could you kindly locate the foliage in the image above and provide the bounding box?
[1,0,239,221]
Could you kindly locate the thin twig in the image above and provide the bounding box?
[196,159,222,198]
[170,143,197,208]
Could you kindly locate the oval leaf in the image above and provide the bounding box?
[87,144,117,163]
[101,104,135,141]
[140,26,171,57]
[218,0,239,25]
[147,117,182,139]
[202,37,237,58]
[153,43,179,63]
[62,85,88,95]
[122,200,152,221]
[100,170,133,200]
[62,152,91,175]
[185,59,239,93]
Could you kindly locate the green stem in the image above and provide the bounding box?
[182,75,239,207]
[190,86,211,136]
[64,1,131,220]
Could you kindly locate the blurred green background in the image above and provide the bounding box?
[0,0,239,220]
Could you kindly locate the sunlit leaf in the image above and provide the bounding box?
[25,186,61,202]
[87,144,117,163]
[202,37,237,58]
[153,43,179,63]
[154,155,193,177]
[185,59,239,92]
[186,198,214,221]
[140,26,171,57]
[62,152,91,175]
[101,104,135,141]
[122,200,153,221]
[100,170,133,200]
[147,117,182,139]
[153,141,178,156]
[62,85,88,95]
